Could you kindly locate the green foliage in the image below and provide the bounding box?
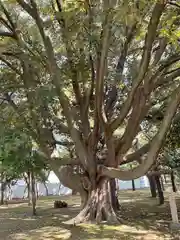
[0,0,180,177]
[0,106,48,184]
[166,118,180,150]
[163,117,180,171]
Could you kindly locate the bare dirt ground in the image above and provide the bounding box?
[0,189,180,240]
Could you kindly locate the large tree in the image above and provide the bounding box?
[1,0,180,223]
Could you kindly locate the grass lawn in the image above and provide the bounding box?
[0,189,180,240]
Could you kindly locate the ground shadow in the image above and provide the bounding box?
[0,189,180,239]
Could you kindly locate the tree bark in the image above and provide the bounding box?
[155,175,164,205]
[0,183,4,205]
[27,182,31,205]
[171,171,177,192]
[23,186,27,199]
[27,171,31,206]
[64,178,119,225]
[100,85,180,180]
[43,182,49,196]
[110,179,120,211]
[148,175,157,198]
[72,189,77,195]
[36,183,39,199]
[160,176,165,191]
[30,171,37,216]
[132,179,136,191]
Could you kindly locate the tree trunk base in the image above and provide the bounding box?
[63,178,120,225]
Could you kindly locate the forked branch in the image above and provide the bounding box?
[100,84,180,180]
[110,1,166,132]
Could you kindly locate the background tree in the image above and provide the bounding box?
[163,118,180,191]
[0,120,31,204]
[0,107,48,214]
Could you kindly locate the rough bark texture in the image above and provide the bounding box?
[55,165,120,223]
[64,178,120,225]
[110,179,120,211]
[171,171,177,192]
[148,175,157,198]
[155,175,164,205]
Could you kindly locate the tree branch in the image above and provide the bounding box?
[168,1,180,9]
[99,84,180,180]
[104,24,137,120]
[83,2,95,118]
[155,68,180,88]
[115,86,150,156]
[54,0,83,117]
[52,117,69,135]
[55,140,74,147]
[16,0,89,168]
[159,54,180,71]
[147,169,172,177]
[51,157,80,166]
[0,16,13,31]
[110,1,166,132]
[0,31,15,38]
[153,37,167,65]
[0,56,21,75]
[115,23,137,82]
[94,0,114,127]
[90,1,114,158]
[120,143,150,165]
[0,1,17,30]
[4,92,38,140]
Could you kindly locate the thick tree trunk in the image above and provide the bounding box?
[64,178,120,225]
[171,171,177,192]
[30,171,37,215]
[148,175,157,198]
[155,175,164,205]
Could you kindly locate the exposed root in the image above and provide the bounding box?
[63,204,89,225]
[63,178,121,225]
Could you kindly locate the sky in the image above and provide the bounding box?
[48,171,60,183]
